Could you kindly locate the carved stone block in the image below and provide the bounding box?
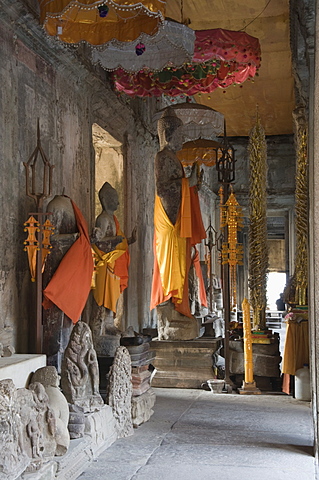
[106,346,134,438]
[61,321,104,413]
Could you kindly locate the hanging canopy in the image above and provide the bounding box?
[112,28,261,96]
[153,102,224,141]
[91,19,195,72]
[177,139,222,167]
[39,0,166,45]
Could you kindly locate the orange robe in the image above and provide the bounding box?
[150,179,207,317]
[43,198,94,324]
[92,217,129,313]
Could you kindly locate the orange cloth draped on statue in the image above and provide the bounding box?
[43,198,94,324]
[92,217,129,313]
[150,178,207,317]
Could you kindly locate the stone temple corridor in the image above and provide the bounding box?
[78,388,315,480]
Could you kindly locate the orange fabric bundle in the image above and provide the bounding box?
[43,199,94,324]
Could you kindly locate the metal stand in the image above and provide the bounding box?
[23,121,54,353]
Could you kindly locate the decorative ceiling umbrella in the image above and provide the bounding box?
[153,102,224,141]
[177,139,222,167]
[112,27,261,96]
[91,19,195,72]
[38,0,166,45]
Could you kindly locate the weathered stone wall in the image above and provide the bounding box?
[0,1,158,351]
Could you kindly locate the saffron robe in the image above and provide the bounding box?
[92,217,129,313]
[150,179,207,317]
[43,198,94,324]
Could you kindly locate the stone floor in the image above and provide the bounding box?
[78,387,316,480]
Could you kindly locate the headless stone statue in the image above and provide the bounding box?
[31,366,70,456]
[42,195,79,371]
[152,107,199,341]
[90,182,135,356]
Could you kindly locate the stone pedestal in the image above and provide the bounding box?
[131,388,156,428]
[151,338,222,389]
[122,340,156,427]
[229,336,281,391]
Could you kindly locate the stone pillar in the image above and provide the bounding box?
[309,4,318,464]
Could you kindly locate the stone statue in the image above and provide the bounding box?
[90,182,136,357]
[61,321,104,413]
[43,195,94,371]
[31,366,70,456]
[42,195,79,371]
[150,107,205,340]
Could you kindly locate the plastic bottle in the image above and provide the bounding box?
[295,364,311,401]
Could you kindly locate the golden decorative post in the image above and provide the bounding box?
[220,187,243,311]
[238,298,261,394]
[248,109,268,331]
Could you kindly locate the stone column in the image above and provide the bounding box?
[308,4,318,463]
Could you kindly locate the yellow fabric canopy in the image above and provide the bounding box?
[39,0,166,45]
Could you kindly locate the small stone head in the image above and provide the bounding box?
[98,182,119,213]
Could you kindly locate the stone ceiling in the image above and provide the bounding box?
[165,0,294,136]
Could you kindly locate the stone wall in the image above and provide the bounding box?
[0,1,158,352]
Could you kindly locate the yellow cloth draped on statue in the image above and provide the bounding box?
[92,221,128,313]
[152,178,192,305]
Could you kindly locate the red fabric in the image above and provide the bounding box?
[189,186,206,245]
[113,216,130,293]
[112,28,260,97]
[43,199,94,324]
[193,247,208,308]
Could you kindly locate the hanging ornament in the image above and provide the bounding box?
[24,216,40,282]
[41,219,55,271]
[135,43,146,56]
[24,217,54,281]
[38,0,166,45]
[98,5,109,17]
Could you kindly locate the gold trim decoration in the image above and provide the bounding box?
[220,187,243,311]
[24,216,54,281]
[248,111,268,330]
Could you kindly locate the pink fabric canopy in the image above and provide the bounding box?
[112,28,261,97]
